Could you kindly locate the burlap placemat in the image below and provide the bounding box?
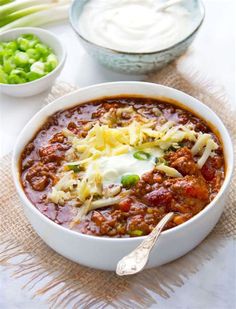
[0,63,235,308]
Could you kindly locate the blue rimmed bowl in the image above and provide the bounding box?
[70,0,205,74]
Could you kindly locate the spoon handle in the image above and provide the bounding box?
[116,212,174,276]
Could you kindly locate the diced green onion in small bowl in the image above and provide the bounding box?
[0,34,58,84]
[0,27,66,97]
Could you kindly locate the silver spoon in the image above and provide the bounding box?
[116,212,174,276]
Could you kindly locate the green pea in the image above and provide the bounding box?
[121,174,140,188]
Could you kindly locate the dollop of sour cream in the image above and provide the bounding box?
[78,0,195,53]
[95,153,155,186]
[85,147,163,186]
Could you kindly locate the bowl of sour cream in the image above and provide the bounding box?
[70,0,205,74]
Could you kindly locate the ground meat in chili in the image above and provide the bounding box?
[20,97,225,237]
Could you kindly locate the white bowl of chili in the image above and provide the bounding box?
[12,82,233,270]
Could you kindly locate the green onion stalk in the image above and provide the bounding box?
[0,0,70,32]
[0,0,14,5]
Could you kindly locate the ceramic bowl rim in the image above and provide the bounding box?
[12,81,234,243]
[69,0,205,56]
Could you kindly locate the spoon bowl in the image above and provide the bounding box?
[116,212,175,276]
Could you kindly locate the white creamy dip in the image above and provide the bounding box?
[87,152,154,186]
[78,0,195,53]
[84,147,163,186]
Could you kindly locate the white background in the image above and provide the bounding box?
[0,0,235,308]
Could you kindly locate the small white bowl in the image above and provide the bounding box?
[0,27,66,97]
[12,82,234,271]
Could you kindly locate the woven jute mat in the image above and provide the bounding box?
[0,62,235,308]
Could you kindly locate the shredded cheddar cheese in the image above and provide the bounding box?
[47,106,218,215]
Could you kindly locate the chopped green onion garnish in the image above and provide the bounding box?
[121,174,140,188]
[3,57,15,73]
[67,164,80,173]
[45,53,58,71]
[133,151,151,161]
[155,157,168,165]
[168,144,182,152]
[129,229,144,236]
[30,61,45,75]
[35,43,49,55]
[14,51,29,66]
[26,71,43,82]
[0,33,58,85]
[26,48,41,61]
[8,68,27,84]
[0,67,8,83]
